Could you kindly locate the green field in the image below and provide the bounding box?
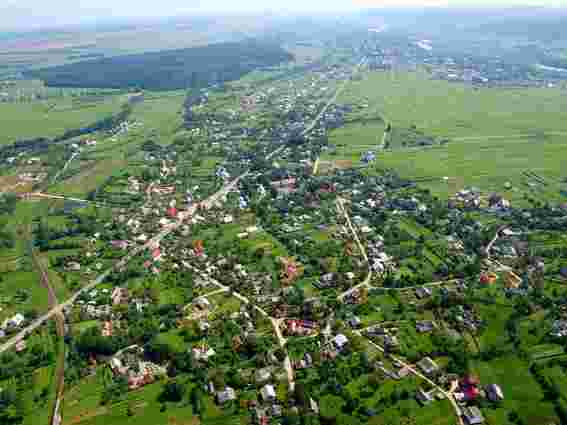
[472,356,558,425]
[339,70,567,138]
[61,369,198,425]
[0,94,126,145]
[326,70,567,201]
[129,91,186,146]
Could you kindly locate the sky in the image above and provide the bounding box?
[2,0,567,30]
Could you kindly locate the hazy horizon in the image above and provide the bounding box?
[2,0,567,31]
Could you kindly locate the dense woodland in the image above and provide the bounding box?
[27,40,294,90]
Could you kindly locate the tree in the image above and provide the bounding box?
[146,338,176,364]
[159,381,186,403]
[294,383,308,408]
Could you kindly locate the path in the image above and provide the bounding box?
[181,261,295,391]
[0,175,246,354]
[51,151,79,185]
[484,226,507,259]
[22,192,107,208]
[336,196,373,301]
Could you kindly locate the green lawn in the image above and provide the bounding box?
[478,302,515,351]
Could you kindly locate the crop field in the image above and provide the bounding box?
[49,159,127,197]
[0,93,126,145]
[327,70,567,201]
[339,70,567,137]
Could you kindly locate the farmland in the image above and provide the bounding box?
[0,93,126,146]
[325,70,567,201]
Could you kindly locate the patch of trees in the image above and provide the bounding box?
[28,40,293,91]
[0,222,15,249]
[0,387,23,425]
[75,327,122,356]
[0,193,17,215]
[0,344,54,381]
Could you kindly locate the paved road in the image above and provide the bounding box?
[0,176,245,355]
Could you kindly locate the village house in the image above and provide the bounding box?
[260,384,276,403]
[455,375,481,402]
[111,287,129,305]
[416,388,434,405]
[216,387,237,404]
[15,340,27,353]
[416,320,437,333]
[192,346,216,362]
[255,367,272,383]
[462,406,485,425]
[1,313,25,329]
[102,321,113,337]
[84,304,111,319]
[485,384,504,402]
[285,319,317,336]
[293,353,314,370]
[415,287,433,299]
[332,334,349,351]
[314,272,337,289]
[348,316,362,329]
[417,357,440,376]
[551,320,567,338]
[109,347,166,390]
[309,398,319,414]
[384,334,400,350]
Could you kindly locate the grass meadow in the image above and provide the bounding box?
[0,94,126,145]
[326,70,567,201]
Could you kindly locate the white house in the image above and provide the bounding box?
[261,384,276,402]
[333,334,349,350]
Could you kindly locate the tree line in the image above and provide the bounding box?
[27,40,293,91]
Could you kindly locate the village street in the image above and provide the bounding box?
[0,174,246,354]
[181,260,296,391]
